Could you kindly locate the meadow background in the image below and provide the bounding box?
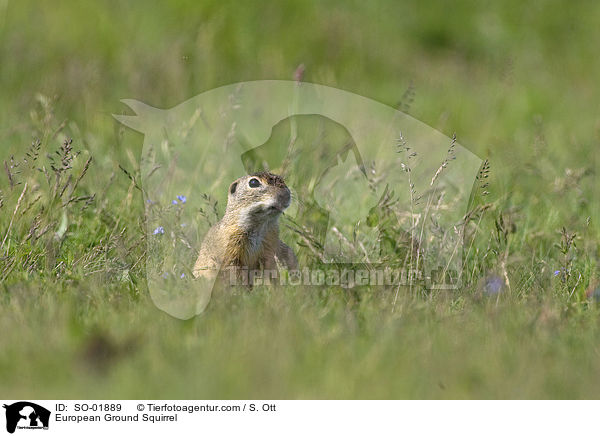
[1,0,599,398]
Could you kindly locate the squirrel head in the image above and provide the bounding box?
[226,172,291,230]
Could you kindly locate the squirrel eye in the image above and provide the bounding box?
[248,178,261,188]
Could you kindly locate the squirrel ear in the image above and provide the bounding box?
[229,182,238,195]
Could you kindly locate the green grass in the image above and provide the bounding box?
[1,0,599,398]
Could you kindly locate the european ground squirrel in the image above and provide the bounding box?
[193,172,298,282]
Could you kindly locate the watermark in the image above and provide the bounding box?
[227,266,458,289]
[115,80,482,319]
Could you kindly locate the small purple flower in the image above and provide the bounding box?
[483,274,504,295]
[180,273,186,279]
[554,270,561,276]
[153,226,165,235]
[161,272,169,279]
[172,199,178,205]
[177,195,187,204]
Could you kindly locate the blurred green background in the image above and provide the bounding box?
[1,0,599,398]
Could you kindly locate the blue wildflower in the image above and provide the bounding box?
[172,199,178,205]
[177,195,187,204]
[554,270,560,276]
[180,273,186,279]
[482,274,504,295]
[161,272,169,279]
[153,226,165,235]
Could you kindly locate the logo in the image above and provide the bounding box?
[115,81,483,319]
[3,402,50,434]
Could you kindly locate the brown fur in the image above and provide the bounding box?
[193,172,298,284]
